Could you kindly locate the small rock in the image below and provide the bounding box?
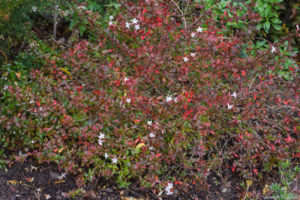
[101,188,113,193]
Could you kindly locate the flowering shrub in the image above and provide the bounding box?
[0,0,299,197]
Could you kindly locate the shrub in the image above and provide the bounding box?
[0,0,298,197]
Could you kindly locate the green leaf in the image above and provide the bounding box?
[256,23,263,30]
[264,21,270,32]
[272,24,282,31]
[79,25,86,36]
[264,6,272,18]
[271,18,281,24]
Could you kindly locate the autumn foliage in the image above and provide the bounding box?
[0,0,298,197]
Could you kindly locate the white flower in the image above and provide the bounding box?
[149,132,155,138]
[166,183,173,189]
[166,96,173,102]
[78,6,86,10]
[30,42,36,48]
[124,77,129,82]
[131,18,138,24]
[29,100,34,104]
[105,153,109,159]
[98,133,105,140]
[109,15,114,20]
[98,138,103,145]
[58,173,66,180]
[126,98,131,103]
[271,46,276,53]
[125,22,131,28]
[112,158,118,164]
[109,21,114,26]
[45,194,52,200]
[227,103,233,110]
[231,91,237,98]
[149,146,155,151]
[196,27,203,33]
[135,24,140,30]
[32,6,37,12]
[191,32,196,38]
[190,53,196,57]
[165,183,173,195]
[174,97,178,103]
[0,35,4,40]
[183,57,189,62]
[147,121,152,126]
[3,85,8,90]
[166,190,173,195]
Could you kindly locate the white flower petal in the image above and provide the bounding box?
[132,18,138,24]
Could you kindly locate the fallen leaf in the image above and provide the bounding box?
[136,143,145,150]
[246,180,252,188]
[7,180,18,185]
[263,184,270,195]
[55,180,65,184]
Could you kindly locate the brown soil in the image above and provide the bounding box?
[0,157,241,200]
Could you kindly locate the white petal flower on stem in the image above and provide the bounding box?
[135,24,140,30]
[147,121,152,126]
[124,77,129,82]
[271,46,276,53]
[112,158,118,164]
[231,91,237,98]
[32,6,37,12]
[165,183,174,195]
[45,194,52,200]
[58,172,66,180]
[109,15,114,20]
[190,53,196,57]
[125,22,131,28]
[98,138,103,145]
[98,133,105,140]
[227,103,233,110]
[149,132,155,138]
[105,153,109,159]
[166,96,173,102]
[126,98,131,103]
[131,18,138,24]
[196,27,203,33]
[191,32,196,38]
[183,57,189,62]
[166,190,173,195]
[109,21,114,26]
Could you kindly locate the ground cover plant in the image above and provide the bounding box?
[0,0,299,199]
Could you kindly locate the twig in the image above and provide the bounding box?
[170,0,187,28]
[0,49,8,64]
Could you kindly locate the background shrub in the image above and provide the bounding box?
[0,0,298,197]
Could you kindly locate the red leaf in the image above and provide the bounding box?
[231,167,235,173]
[284,134,294,143]
[253,169,258,175]
[241,70,246,77]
